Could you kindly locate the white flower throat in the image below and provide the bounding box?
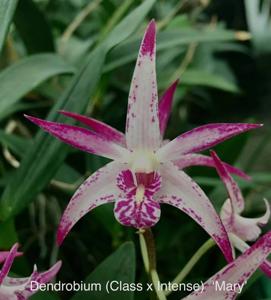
[129,149,159,174]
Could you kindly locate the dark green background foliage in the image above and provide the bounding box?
[0,0,270,299]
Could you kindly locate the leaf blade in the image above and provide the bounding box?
[0,54,75,120]
[71,242,136,300]
[0,0,18,53]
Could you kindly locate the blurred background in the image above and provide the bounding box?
[0,0,271,299]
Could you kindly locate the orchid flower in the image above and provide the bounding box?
[0,243,61,299]
[184,231,271,300]
[26,20,261,263]
[211,150,271,276]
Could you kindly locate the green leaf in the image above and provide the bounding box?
[0,54,75,121]
[245,0,271,54]
[0,0,18,53]
[105,28,236,72]
[71,242,136,300]
[30,291,60,300]
[0,130,32,157]
[0,0,155,219]
[0,219,18,248]
[181,69,240,93]
[14,0,54,53]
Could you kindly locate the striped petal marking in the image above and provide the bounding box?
[114,170,161,228]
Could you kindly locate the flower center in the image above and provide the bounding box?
[128,149,159,173]
[135,184,145,203]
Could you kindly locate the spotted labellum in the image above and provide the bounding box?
[26,20,262,263]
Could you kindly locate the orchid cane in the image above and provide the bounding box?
[0,243,61,299]
[184,231,271,300]
[26,20,262,263]
[211,150,271,276]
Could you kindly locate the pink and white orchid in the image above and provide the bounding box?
[0,243,61,299]
[184,231,271,299]
[26,20,262,263]
[211,150,271,276]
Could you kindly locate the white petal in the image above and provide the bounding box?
[57,162,124,245]
[156,162,233,262]
[125,20,160,151]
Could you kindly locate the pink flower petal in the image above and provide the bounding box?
[158,80,178,137]
[59,110,125,145]
[30,261,62,284]
[0,251,23,264]
[157,162,233,262]
[0,243,19,284]
[156,123,262,162]
[57,162,124,245]
[10,261,62,299]
[260,260,271,277]
[211,151,245,213]
[221,198,270,241]
[173,153,251,180]
[231,233,271,278]
[184,231,271,299]
[125,20,160,151]
[25,115,129,161]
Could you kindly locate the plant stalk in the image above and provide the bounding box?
[165,238,215,296]
[139,228,166,300]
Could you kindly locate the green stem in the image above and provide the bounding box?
[139,230,150,273]
[97,0,134,44]
[165,238,215,296]
[139,229,166,300]
[60,0,102,45]
[151,269,167,300]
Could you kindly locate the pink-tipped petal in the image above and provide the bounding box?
[57,162,124,245]
[0,243,19,284]
[156,123,262,162]
[211,151,245,213]
[222,198,270,241]
[59,110,126,146]
[25,115,129,161]
[231,233,271,278]
[0,251,23,264]
[260,260,271,277]
[184,231,271,300]
[12,261,62,299]
[31,261,62,284]
[158,80,178,136]
[173,153,251,180]
[157,162,233,262]
[125,20,160,151]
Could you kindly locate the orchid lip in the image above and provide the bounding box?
[114,169,162,229]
